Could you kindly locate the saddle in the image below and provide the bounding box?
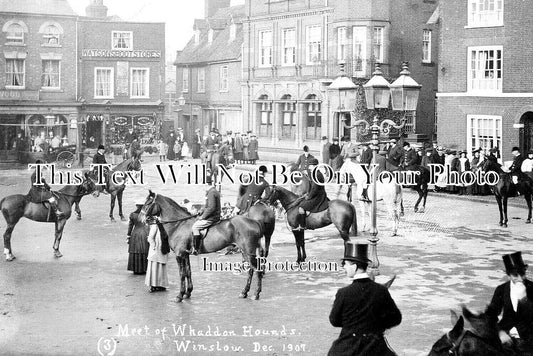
[198,220,224,237]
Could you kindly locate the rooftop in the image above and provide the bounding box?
[0,0,76,16]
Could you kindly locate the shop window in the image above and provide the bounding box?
[305,95,322,140]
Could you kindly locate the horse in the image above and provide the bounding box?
[1,171,97,261]
[264,185,357,263]
[141,191,265,301]
[333,161,404,236]
[94,157,142,221]
[239,202,276,258]
[481,158,533,227]
[429,306,515,356]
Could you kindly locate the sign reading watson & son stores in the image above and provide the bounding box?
[82,49,162,58]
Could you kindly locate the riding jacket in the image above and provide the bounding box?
[236,178,269,214]
[200,186,221,223]
[328,277,402,356]
[300,169,329,213]
[28,170,53,203]
[510,154,526,174]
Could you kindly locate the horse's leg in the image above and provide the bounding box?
[421,185,429,212]
[74,200,81,220]
[184,254,193,299]
[175,256,185,303]
[240,254,253,299]
[296,230,307,263]
[347,185,352,202]
[502,195,509,227]
[292,230,302,263]
[109,193,117,221]
[3,221,18,261]
[414,187,423,213]
[525,193,532,223]
[254,263,263,301]
[53,219,67,258]
[400,198,405,217]
[496,195,504,226]
[117,189,126,221]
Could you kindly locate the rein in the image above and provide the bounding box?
[446,329,503,356]
[145,193,197,225]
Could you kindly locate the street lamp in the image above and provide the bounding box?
[328,62,358,138]
[334,62,421,277]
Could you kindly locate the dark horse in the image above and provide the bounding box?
[94,157,142,221]
[141,191,265,302]
[1,171,97,261]
[429,306,515,356]
[482,158,533,227]
[264,185,357,263]
[239,202,276,258]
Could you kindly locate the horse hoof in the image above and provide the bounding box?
[414,208,418,213]
[253,295,260,300]
[120,216,126,222]
[526,219,531,224]
[6,255,16,262]
[174,297,183,303]
[499,222,503,226]
[54,251,63,258]
[503,223,508,228]
[183,293,191,299]
[76,216,82,220]
[110,217,115,222]
[239,293,247,299]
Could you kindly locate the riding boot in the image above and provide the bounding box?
[50,200,65,218]
[297,207,306,230]
[361,188,371,202]
[191,234,202,255]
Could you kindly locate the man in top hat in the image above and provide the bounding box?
[296,158,329,230]
[236,165,269,215]
[93,144,107,164]
[387,138,404,169]
[486,251,533,355]
[521,149,533,181]
[190,175,221,255]
[510,147,526,185]
[403,142,418,171]
[295,145,315,171]
[328,242,402,356]
[27,160,65,218]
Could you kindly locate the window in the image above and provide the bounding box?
[43,25,60,45]
[182,68,189,93]
[6,23,24,44]
[281,28,296,66]
[258,95,272,137]
[337,27,347,62]
[468,0,504,27]
[306,95,322,140]
[5,59,25,87]
[94,68,114,98]
[112,31,132,50]
[306,26,322,65]
[403,112,416,134]
[373,27,384,63]
[353,26,367,74]
[259,30,273,67]
[197,67,205,93]
[42,60,60,88]
[467,115,502,160]
[422,30,432,63]
[468,46,502,92]
[131,68,149,98]
[219,66,228,92]
[281,95,296,139]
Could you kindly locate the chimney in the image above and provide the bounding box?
[86,0,108,18]
[205,0,231,19]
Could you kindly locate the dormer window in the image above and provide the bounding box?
[194,30,200,45]
[229,23,236,41]
[3,20,27,45]
[39,22,64,46]
[208,29,214,45]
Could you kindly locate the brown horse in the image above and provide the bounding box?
[482,158,533,227]
[141,191,265,302]
[1,171,97,261]
[94,157,142,221]
[264,185,357,263]
[429,306,515,356]
[239,202,276,258]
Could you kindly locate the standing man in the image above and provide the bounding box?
[360,143,373,166]
[321,136,331,165]
[190,176,221,255]
[485,251,533,355]
[93,144,107,164]
[387,139,404,169]
[124,128,136,159]
[340,137,360,163]
[248,134,259,165]
[192,128,202,159]
[329,138,342,171]
[295,145,315,171]
[328,242,402,356]
[234,132,243,164]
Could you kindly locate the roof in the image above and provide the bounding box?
[427,4,439,25]
[0,0,76,16]
[211,5,245,23]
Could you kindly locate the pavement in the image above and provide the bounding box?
[0,157,532,355]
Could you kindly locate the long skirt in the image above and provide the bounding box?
[145,261,169,288]
[192,143,200,158]
[127,253,148,274]
[243,146,249,161]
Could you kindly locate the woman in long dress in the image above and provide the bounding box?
[127,201,150,274]
[145,217,170,292]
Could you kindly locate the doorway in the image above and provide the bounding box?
[519,112,533,153]
[86,119,103,148]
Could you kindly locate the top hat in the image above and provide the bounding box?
[512,146,520,152]
[343,242,372,264]
[403,142,411,147]
[503,251,528,274]
[258,165,268,174]
[321,136,327,140]
[472,148,481,154]
[98,144,105,150]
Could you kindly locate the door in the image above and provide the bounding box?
[520,112,533,153]
[86,120,103,148]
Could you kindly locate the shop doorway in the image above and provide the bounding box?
[86,118,103,148]
[519,112,533,153]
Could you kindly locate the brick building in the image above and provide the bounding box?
[174,0,244,143]
[0,0,78,162]
[436,0,533,162]
[241,0,438,158]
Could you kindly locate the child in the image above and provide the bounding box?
[157,139,167,162]
[181,141,189,158]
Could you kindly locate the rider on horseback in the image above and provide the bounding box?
[402,142,418,171]
[27,160,65,218]
[510,146,526,185]
[296,158,329,230]
[190,175,221,255]
[235,165,269,215]
[203,130,219,170]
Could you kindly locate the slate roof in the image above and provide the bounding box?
[0,0,76,16]
[175,5,245,66]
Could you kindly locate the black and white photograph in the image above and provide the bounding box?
[1,0,533,355]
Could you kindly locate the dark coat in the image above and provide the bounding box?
[328,278,402,356]
[236,178,269,213]
[200,187,221,223]
[486,279,533,345]
[92,152,107,164]
[127,211,150,254]
[388,145,404,167]
[329,144,341,160]
[300,169,329,213]
[403,149,418,169]
[295,153,315,171]
[360,149,373,165]
[248,139,259,160]
[322,142,332,164]
[420,155,433,168]
[510,154,526,174]
[28,170,53,203]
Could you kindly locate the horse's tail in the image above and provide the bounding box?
[350,202,358,236]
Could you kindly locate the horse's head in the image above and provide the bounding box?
[140,190,161,222]
[481,157,502,174]
[80,171,98,196]
[429,307,503,356]
[263,185,279,205]
[127,157,142,171]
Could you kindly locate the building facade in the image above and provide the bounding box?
[0,0,165,163]
[241,0,438,156]
[174,1,244,143]
[437,0,532,162]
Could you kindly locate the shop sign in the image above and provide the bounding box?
[137,116,155,126]
[82,49,162,58]
[114,117,129,126]
[0,90,39,101]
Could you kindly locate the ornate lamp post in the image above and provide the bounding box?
[338,62,421,277]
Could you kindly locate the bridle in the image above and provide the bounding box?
[142,193,197,224]
[445,329,502,356]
